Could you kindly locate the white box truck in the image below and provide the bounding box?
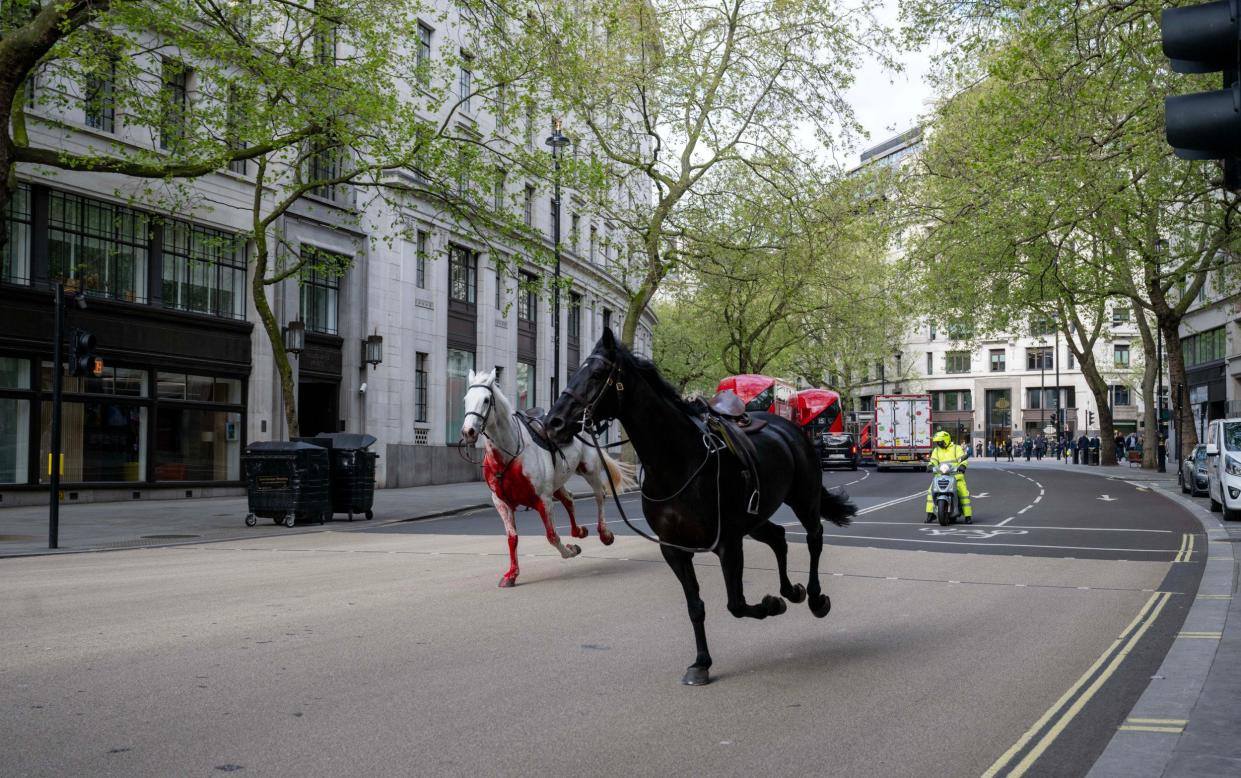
[874,394,933,470]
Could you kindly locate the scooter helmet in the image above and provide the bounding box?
[933,430,952,449]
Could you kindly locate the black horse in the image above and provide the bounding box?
[544,330,855,686]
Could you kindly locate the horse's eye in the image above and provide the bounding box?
[483,398,489,405]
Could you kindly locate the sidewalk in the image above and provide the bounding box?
[0,475,604,558]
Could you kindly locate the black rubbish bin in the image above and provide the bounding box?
[310,432,379,521]
[242,441,331,528]
[1089,448,1100,466]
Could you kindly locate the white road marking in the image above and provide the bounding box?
[996,516,1017,526]
[797,531,1185,554]
[1098,494,1118,502]
[850,521,1170,533]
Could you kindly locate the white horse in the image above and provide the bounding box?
[461,369,636,587]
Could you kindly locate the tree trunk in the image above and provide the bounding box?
[1161,317,1196,458]
[1133,311,1159,469]
[1076,348,1117,466]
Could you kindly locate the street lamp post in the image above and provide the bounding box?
[1154,239,1168,473]
[894,350,902,393]
[1039,336,1047,439]
[545,119,570,399]
[879,361,886,396]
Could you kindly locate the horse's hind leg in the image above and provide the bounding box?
[748,521,806,604]
[578,454,615,545]
[553,487,588,539]
[718,536,787,619]
[661,545,712,686]
[797,507,831,618]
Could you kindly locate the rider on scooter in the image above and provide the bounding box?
[925,430,972,523]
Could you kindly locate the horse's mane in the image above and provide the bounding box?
[615,341,700,417]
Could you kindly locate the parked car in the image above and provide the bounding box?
[1205,417,1241,521]
[819,432,859,471]
[1179,444,1209,497]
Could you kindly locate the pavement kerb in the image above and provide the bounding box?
[975,461,1235,778]
[0,486,640,560]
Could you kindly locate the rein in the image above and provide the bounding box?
[581,356,724,555]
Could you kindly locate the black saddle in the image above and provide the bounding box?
[699,391,763,514]
[515,410,563,457]
[705,390,767,434]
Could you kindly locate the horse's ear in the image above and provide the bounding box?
[467,369,476,383]
[601,327,616,350]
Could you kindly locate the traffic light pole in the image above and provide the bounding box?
[49,282,65,549]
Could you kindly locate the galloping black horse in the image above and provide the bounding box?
[544,330,855,685]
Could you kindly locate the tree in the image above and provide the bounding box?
[902,0,1241,466]
[524,0,890,347]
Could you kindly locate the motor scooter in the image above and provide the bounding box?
[928,461,970,526]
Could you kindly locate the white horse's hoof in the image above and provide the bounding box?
[562,544,582,558]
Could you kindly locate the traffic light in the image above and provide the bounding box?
[1087,410,1096,428]
[68,328,101,377]
[1162,0,1241,188]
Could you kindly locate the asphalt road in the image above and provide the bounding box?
[0,465,1203,777]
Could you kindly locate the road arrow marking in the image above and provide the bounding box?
[1098,494,1117,502]
[973,492,990,498]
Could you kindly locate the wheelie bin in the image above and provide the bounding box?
[242,441,331,527]
[306,433,379,521]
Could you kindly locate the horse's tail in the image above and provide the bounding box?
[601,450,638,494]
[821,486,856,527]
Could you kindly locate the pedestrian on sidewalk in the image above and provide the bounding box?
[1023,438,1032,461]
[1077,433,1089,465]
[1006,439,1014,461]
[1114,434,1125,464]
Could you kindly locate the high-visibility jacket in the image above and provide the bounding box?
[929,443,968,469]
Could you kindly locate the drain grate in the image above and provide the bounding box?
[139,534,202,540]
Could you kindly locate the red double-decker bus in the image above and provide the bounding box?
[793,388,844,437]
[715,374,796,421]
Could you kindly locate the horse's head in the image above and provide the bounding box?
[461,369,498,445]
[545,328,623,445]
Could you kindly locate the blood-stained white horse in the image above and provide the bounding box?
[460,369,636,587]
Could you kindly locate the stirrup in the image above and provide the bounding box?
[747,489,761,515]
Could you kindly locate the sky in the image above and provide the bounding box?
[839,0,938,165]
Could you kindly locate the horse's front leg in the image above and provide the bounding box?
[661,544,712,686]
[585,469,616,545]
[748,520,806,604]
[534,497,581,559]
[492,494,521,588]
[553,487,588,539]
[718,536,786,619]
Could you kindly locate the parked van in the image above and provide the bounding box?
[1205,417,1241,521]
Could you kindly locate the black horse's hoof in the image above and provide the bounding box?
[786,583,807,604]
[810,594,831,618]
[681,666,711,686]
[762,595,787,616]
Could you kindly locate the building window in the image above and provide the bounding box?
[458,54,472,113]
[928,322,936,341]
[495,83,508,130]
[152,373,243,481]
[523,185,534,226]
[1182,327,1226,367]
[1112,306,1129,325]
[525,104,535,149]
[1030,316,1056,337]
[493,169,506,211]
[946,323,972,340]
[159,59,189,151]
[48,190,149,303]
[925,352,933,375]
[1113,343,1130,368]
[589,225,598,263]
[161,220,247,319]
[225,83,248,174]
[989,349,1006,372]
[2,182,31,284]
[568,293,581,338]
[446,348,474,442]
[313,17,337,65]
[571,213,580,251]
[945,351,970,374]
[299,247,346,334]
[448,244,477,303]
[549,197,558,238]
[517,271,536,322]
[415,230,428,289]
[84,55,117,132]
[932,390,972,411]
[308,140,348,203]
[416,23,432,86]
[516,360,535,410]
[0,357,32,484]
[1026,347,1053,370]
[1112,384,1131,407]
[1026,388,1071,410]
[1066,349,1075,369]
[414,352,428,423]
[494,264,505,309]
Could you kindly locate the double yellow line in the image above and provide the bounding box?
[1172,533,1195,563]
[982,590,1172,777]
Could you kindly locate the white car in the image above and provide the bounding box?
[1205,417,1241,521]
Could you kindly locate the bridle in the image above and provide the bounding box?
[560,353,624,436]
[457,382,523,466]
[569,352,722,554]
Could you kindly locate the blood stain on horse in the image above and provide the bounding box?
[483,446,539,508]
